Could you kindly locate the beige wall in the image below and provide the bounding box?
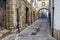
[36,0,49,18]
[6,0,17,32]
[37,1,49,11]
[20,1,26,31]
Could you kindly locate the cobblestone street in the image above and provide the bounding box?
[0,0,60,40]
[15,18,56,40]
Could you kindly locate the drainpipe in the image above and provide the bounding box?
[52,0,54,37]
[52,7,54,37]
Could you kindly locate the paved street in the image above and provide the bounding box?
[15,18,56,40]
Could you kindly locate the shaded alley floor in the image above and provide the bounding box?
[15,18,56,40]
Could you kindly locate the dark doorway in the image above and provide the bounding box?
[26,7,29,25]
[0,0,6,30]
[17,8,20,33]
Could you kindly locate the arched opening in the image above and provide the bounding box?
[39,9,49,18]
[38,8,51,26]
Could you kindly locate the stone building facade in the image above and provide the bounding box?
[0,0,39,38]
[6,0,17,33]
[0,0,57,40]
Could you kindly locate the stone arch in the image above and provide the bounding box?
[38,8,50,18]
[38,8,51,24]
[38,8,49,12]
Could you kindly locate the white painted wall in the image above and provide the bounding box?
[54,0,60,30]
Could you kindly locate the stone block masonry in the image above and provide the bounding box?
[0,0,38,39]
[6,0,17,33]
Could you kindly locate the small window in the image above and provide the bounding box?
[42,2,45,6]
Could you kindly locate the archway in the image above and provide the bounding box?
[38,8,50,18]
[38,8,51,24]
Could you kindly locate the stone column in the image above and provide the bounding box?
[6,0,17,33]
[35,10,38,20]
[19,1,27,31]
[31,11,35,23]
[28,8,31,25]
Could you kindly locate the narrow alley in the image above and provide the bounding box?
[0,0,60,40]
[14,18,56,40]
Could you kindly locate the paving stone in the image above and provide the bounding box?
[15,18,56,40]
[2,18,56,40]
[1,34,16,40]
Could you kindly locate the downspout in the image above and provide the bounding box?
[52,0,54,37]
[50,0,54,37]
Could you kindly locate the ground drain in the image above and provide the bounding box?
[31,32,37,35]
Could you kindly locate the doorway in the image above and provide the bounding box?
[16,8,20,33]
[38,8,50,21]
[0,0,6,30]
[26,7,29,25]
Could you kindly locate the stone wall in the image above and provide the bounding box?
[18,0,37,31]
[32,11,35,22]
[34,10,38,22]
[19,1,27,31]
[37,1,49,10]
[36,0,49,18]
[27,8,32,25]
[54,29,60,40]
[0,0,38,39]
[0,0,37,35]
[6,0,17,32]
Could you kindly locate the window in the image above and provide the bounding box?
[42,2,45,6]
